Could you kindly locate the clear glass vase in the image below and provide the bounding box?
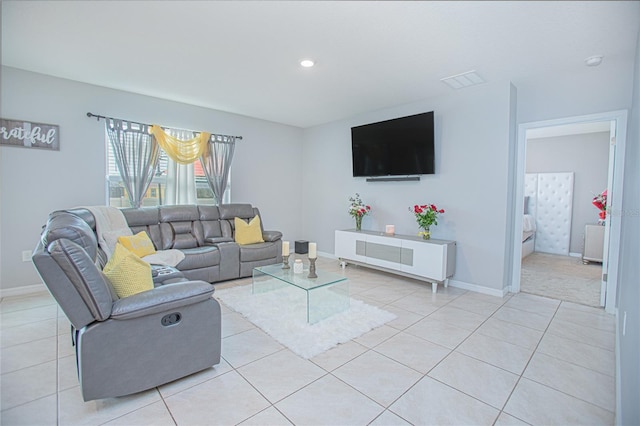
[355,215,363,231]
[419,227,431,240]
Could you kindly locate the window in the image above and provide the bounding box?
[106,133,230,207]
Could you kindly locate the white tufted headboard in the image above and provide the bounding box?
[526,172,574,255]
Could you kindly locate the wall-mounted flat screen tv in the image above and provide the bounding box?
[351,111,435,177]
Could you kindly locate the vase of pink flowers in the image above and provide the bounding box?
[349,193,371,231]
[411,203,445,239]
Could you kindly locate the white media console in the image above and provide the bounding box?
[335,229,456,293]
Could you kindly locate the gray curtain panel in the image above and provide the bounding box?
[201,135,236,205]
[105,119,160,208]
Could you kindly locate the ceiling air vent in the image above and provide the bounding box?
[440,70,485,89]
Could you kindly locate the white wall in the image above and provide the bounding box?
[301,81,515,294]
[2,48,635,298]
[517,64,634,124]
[526,132,610,254]
[0,67,303,292]
[616,24,640,426]
[300,53,635,296]
[510,33,638,424]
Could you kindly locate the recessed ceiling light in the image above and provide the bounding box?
[300,59,315,68]
[585,55,604,67]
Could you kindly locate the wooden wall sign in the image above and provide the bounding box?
[0,118,60,151]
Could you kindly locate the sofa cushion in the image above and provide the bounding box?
[160,222,200,250]
[160,205,200,223]
[110,280,215,320]
[103,244,154,298]
[118,231,156,258]
[43,213,99,261]
[198,205,222,243]
[219,204,256,221]
[48,238,113,320]
[176,246,221,271]
[122,208,163,250]
[234,216,265,245]
[239,242,279,262]
[159,206,203,250]
[262,230,283,243]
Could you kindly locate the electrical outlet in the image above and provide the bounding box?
[22,250,32,262]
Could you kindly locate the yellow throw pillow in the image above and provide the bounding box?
[118,231,156,258]
[103,243,154,298]
[234,216,264,245]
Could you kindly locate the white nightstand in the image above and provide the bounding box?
[583,224,605,264]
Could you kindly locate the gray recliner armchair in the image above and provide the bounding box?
[32,211,221,401]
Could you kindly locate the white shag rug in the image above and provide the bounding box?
[215,285,396,359]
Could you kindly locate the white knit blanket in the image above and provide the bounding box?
[85,205,184,267]
[142,250,185,267]
[85,206,131,258]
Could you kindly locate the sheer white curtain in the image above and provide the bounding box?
[164,129,197,205]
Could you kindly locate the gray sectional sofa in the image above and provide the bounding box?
[118,203,283,282]
[32,203,282,401]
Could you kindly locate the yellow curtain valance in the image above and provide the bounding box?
[150,125,211,164]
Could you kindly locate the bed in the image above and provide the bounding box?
[522,213,536,258]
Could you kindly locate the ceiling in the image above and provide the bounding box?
[2,1,639,128]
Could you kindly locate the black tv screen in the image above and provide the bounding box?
[351,111,435,177]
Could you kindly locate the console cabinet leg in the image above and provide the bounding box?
[432,282,437,293]
[444,279,449,288]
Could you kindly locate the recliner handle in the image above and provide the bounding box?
[161,312,182,326]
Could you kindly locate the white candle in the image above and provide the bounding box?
[385,225,395,235]
[282,241,289,255]
[308,242,317,259]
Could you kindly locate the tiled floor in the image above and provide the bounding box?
[1,257,616,425]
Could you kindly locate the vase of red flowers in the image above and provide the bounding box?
[411,204,445,239]
[592,189,607,224]
[349,193,371,231]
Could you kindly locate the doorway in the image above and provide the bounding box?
[511,111,628,314]
[521,122,610,307]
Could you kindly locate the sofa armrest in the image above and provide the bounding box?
[111,281,215,320]
[262,231,282,242]
[205,236,234,245]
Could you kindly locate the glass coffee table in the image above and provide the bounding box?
[252,263,349,324]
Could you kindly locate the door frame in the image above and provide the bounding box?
[510,110,628,313]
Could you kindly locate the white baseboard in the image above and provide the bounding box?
[330,250,508,299]
[318,251,338,260]
[0,283,48,299]
[448,279,508,298]
[569,252,582,258]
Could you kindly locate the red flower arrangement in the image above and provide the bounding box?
[411,204,445,239]
[592,189,607,221]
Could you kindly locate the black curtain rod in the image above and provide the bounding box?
[86,112,243,140]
